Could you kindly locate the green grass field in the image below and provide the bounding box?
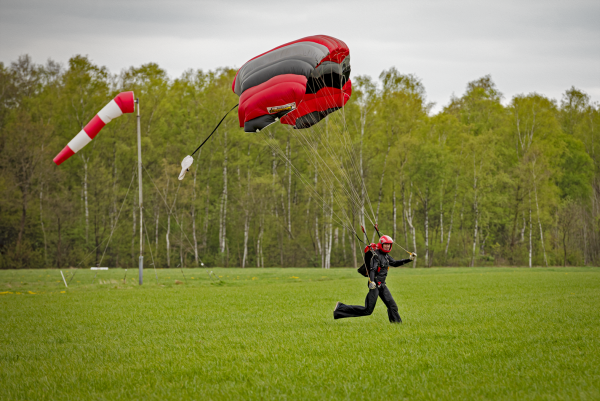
[1,266,599,400]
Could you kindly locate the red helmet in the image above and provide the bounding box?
[379,235,393,253]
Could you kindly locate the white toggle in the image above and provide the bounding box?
[178,155,194,180]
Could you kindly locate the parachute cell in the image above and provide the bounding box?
[232,35,351,132]
[53,91,135,165]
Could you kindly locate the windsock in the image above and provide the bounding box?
[53,91,135,165]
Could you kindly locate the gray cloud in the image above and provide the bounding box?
[1,0,598,111]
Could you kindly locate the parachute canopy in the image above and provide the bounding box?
[232,35,351,133]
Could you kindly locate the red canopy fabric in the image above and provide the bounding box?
[232,35,351,132]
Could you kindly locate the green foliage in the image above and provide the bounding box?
[557,133,595,200]
[0,56,599,268]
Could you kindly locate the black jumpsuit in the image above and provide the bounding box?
[334,250,411,323]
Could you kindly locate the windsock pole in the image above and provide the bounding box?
[52,91,142,279]
[136,99,144,285]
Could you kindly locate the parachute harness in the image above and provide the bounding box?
[360,226,377,286]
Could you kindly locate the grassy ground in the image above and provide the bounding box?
[1,266,599,400]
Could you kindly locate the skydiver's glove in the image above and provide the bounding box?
[368,281,376,290]
[410,252,417,261]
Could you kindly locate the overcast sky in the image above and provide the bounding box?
[1,0,598,112]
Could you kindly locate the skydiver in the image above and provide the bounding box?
[333,235,416,323]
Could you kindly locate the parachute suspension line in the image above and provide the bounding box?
[141,207,200,268]
[259,130,361,243]
[354,232,366,245]
[231,35,375,240]
[392,239,413,256]
[268,105,376,235]
[307,126,375,226]
[361,225,375,250]
[308,149,362,233]
[142,164,206,265]
[303,145,360,232]
[285,130,364,222]
[190,104,238,156]
[258,130,356,235]
[336,93,378,224]
[178,263,188,284]
[289,122,365,211]
[318,76,371,207]
[261,123,372,250]
[98,166,138,267]
[291,126,369,232]
[68,164,137,285]
[283,106,367,218]
[288,80,378,226]
[267,116,396,262]
[283,110,377,227]
[315,84,377,225]
[242,44,379,251]
[307,69,378,224]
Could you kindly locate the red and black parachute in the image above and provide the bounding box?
[232,35,351,132]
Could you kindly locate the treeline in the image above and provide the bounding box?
[0,55,598,269]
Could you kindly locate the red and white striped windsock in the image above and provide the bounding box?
[53,91,136,165]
